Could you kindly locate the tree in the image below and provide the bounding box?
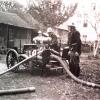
[27,0,78,28]
[75,3,100,57]
[87,4,100,57]
[0,0,23,12]
[0,0,40,30]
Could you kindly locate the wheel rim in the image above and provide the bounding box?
[6,50,19,72]
[7,53,17,68]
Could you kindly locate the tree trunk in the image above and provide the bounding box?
[93,41,99,57]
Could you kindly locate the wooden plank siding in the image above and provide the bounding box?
[0,11,38,52]
[0,24,8,48]
[14,27,32,49]
[0,24,37,50]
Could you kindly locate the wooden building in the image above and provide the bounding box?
[0,11,38,50]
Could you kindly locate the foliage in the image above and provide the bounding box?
[0,0,40,29]
[27,0,78,27]
[0,0,78,30]
[0,0,23,12]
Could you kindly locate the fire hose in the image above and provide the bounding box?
[0,50,43,76]
[50,54,100,88]
[0,50,43,95]
[0,49,100,95]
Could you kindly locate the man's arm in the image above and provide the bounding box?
[67,32,71,45]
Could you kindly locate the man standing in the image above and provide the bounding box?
[47,27,60,52]
[67,24,82,77]
[68,25,81,55]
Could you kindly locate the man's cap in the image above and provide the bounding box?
[67,23,75,28]
[47,27,53,33]
[38,30,42,34]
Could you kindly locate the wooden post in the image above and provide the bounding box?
[20,39,21,53]
[93,35,100,57]
[93,41,99,57]
[7,24,9,49]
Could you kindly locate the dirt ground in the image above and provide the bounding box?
[0,53,100,100]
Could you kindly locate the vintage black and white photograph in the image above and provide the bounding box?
[0,0,100,100]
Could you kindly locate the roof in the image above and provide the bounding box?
[17,12,40,29]
[0,11,34,29]
[55,24,68,31]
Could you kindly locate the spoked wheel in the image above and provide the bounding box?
[6,49,19,72]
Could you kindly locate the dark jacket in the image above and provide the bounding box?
[49,34,60,52]
[68,30,82,55]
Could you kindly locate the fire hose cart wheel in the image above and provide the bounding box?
[6,49,19,72]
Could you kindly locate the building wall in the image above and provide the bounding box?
[14,29,32,49]
[0,24,35,49]
[0,24,8,48]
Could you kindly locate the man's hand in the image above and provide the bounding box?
[68,51,71,55]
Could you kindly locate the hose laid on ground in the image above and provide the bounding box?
[0,87,35,95]
[0,50,43,95]
[0,48,100,96]
[50,54,100,88]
